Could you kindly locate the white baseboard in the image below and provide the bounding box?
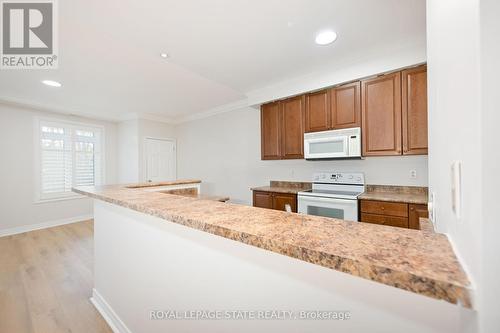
[90,289,132,333]
[0,214,93,238]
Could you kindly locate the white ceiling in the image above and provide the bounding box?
[0,0,426,122]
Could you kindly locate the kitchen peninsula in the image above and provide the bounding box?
[74,182,472,333]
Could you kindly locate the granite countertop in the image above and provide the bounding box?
[419,217,435,233]
[179,193,230,202]
[125,179,201,189]
[74,183,471,308]
[251,181,312,194]
[358,185,428,205]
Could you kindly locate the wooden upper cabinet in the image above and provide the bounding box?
[402,65,428,155]
[361,72,402,156]
[281,95,305,159]
[331,81,361,129]
[262,64,427,159]
[305,82,361,133]
[261,101,281,160]
[305,90,330,133]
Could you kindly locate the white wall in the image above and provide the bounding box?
[117,118,176,183]
[479,0,500,331]
[137,119,176,182]
[177,107,428,205]
[118,119,140,183]
[426,0,482,305]
[246,43,426,106]
[93,200,471,333]
[427,0,500,331]
[0,103,118,233]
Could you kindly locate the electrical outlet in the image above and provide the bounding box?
[410,170,417,179]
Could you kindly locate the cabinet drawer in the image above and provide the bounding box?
[253,191,273,209]
[360,213,409,228]
[252,191,297,213]
[360,200,408,217]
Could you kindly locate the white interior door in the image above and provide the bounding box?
[145,138,176,182]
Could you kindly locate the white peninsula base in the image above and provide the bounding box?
[91,200,474,333]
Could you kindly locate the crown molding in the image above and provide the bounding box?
[118,112,176,125]
[0,96,254,126]
[174,98,251,124]
[0,96,123,123]
[138,113,176,125]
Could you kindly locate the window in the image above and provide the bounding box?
[36,119,104,202]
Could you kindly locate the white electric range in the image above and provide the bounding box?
[298,172,365,222]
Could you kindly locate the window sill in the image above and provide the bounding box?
[34,193,88,204]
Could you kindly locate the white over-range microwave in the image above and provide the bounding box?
[304,127,361,160]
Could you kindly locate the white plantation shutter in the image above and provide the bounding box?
[38,120,103,201]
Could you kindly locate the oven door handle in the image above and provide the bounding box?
[298,195,356,204]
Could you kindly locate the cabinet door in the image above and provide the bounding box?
[272,193,297,213]
[305,89,330,133]
[253,191,273,209]
[402,65,428,155]
[261,101,281,160]
[361,72,402,156]
[409,204,429,230]
[281,95,305,159]
[331,81,361,129]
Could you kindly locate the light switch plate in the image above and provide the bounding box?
[428,191,435,223]
[451,161,462,219]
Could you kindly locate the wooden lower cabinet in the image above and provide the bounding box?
[360,200,408,218]
[253,191,297,213]
[253,191,273,209]
[360,199,427,229]
[409,204,429,230]
[272,193,297,212]
[360,213,409,228]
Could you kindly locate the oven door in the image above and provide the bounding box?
[298,195,358,222]
[304,136,348,159]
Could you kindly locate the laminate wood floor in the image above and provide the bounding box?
[0,220,112,333]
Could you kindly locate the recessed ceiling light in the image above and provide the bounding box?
[160,53,169,58]
[42,80,62,87]
[315,30,337,45]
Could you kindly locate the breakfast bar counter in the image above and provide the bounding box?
[74,183,471,308]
